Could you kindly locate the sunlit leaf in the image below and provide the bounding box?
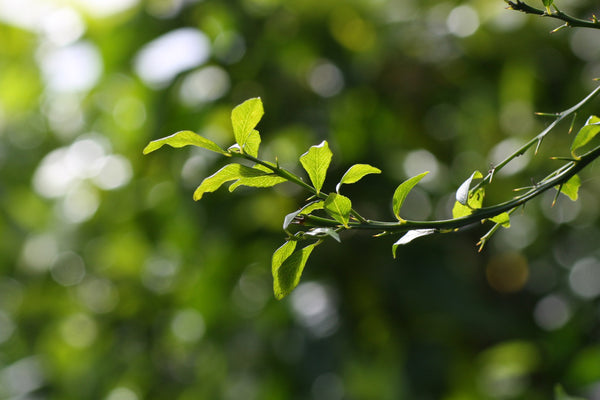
[273,242,317,300]
[324,193,352,228]
[490,212,510,228]
[452,187,485,219]
[556,174,581,201]
[193,163,268,200]
[229,163,286,191]
[272,240,297,275]
[392,171,429,221]
[456,170,483,205]
[300,141,332,194]
[244,129,261,157]
[392,229,436,258]
[335,164,381,192]
[143,130,228,155]
[571,116,600,157]
[231,97,264,151]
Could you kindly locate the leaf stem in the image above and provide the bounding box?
[505,0,600,30]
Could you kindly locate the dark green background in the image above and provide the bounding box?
[1,0,600,398]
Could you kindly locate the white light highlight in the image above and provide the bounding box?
[307,61,345,98]
[134,28,211,88]
[447,5,480,38]
[569,257,600,299]
[39,41,103,93]
[179,66,231,107]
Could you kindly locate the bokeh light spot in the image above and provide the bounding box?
[134,28,211,88]
[51,251,86,287]
[179,66,231,107]
[307,60,344,98]
[447,5,480,38]
[569,257,600,299]
[60,313,98,348]
[38,41,103,93]
[171,308,206,343]
[486,253,529,293]
[534,294,570,331]
[290,282,339,338]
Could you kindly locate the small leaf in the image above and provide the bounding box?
[283,201,324,230]
[304,228,341,242]
[300,141,332,194]
[571,116,600,157]
[556,174,581,201]
[456,170,483,205]
[336,164,381,192]
[324,193,352,228]
[452,187,485,219]
[231,98,264,151]
[392,171,429,221]
[143,130,228,155]
[490,212,510,228]
[193,164,268,200]
[229,163,286,191]
[244,129,261,157]
[273,243,317,300]
[392,229,436,258]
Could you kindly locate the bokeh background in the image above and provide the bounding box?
[2,0,600,398]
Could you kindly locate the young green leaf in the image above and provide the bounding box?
[452,187,485,219]
[392,229,436,258]
[272,240,297,275]
[324,193,352,228]
[300,141,332,194]
[193,163,268,200]
[244,129,261,157]
[392,171,429,221]
[489,212,511,228]
[556,174,581,201]
[283,201,324,230]
[143,130,229,156]
[335,164,381,192]
[571,115,600,157]
[273,242,317,300]
[229,163,286,191]
[456,170,483,205]
[231,97,264,151]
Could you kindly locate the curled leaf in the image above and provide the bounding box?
[571,115,600,158]
[392,171,429,221]
[143,130,228,155]
[456,170,483,205]
[193,164,269,200]
[392,229,436,258]
[336,164,381,192]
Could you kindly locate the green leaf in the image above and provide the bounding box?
[229,163,286,191]
[452,187,485,219]
[490,212,510,228]
[143,130,228,155]
[392,171,429,221]
[571,115,600,157]
[300,141,332,194]
[324,193,352,228]
[336,164,381,192]
[193,163,268,200]
[273,242,317,300]
[556,174,581,201]
[244,129,261,157]
[231,98,264,152]
[282,200,325,230]
[456,170,483,205]
[272,240,297,276]
[392,229,436,258]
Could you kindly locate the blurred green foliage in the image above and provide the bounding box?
[2,0,600,399]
